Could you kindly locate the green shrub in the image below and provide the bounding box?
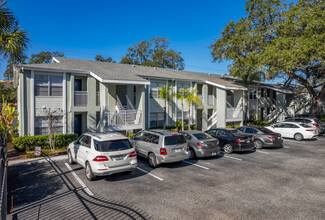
[226,125,234,128]
[13,134,78,152]
[184,124,189,130]
[190,124,197,130]
[127,133,135,138]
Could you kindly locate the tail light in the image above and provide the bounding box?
[236,139,245,143]
[93,156,109,162]
[306,129,313,131]
[160,148,167,155]
[268,136,276,140]
[129,151,137,158]
[197,143,202,146]
[313,124,319,127]
[187,144,189,151]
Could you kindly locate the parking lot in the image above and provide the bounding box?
[9,136,325,219]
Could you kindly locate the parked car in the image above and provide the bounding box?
[180,130,220,159]
[68,132,137,181]
[266,122,319,141]
[284,117,324,134]
[237,126,283,149]
[129,130,190,168]
[205,128,254,154]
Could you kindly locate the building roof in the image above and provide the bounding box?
[15,57,247,89]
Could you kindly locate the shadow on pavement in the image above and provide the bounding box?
[7,157,152,219]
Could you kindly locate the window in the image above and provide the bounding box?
[35,74,63,96]
[142,133,153,143]
[35,116,63,135]
[94,139,132,152]
[150,82,166,98]
[216,130,227,137]
[183,133,192,140]
[193,132,213,140]
[150,112,164,128]
[249,90,257,99]
[151,134,160,144]
[274,123,285,128]
[245,128,258,134]
[80,135,91,148]
[177,111,189,123]
[261,88,264,97]
[285,124,299,128]
[133,132,145,141]
[164,135,186,145]
[177,83,190,97]
[237,127,245,132]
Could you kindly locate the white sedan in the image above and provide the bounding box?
[266,122,319,141]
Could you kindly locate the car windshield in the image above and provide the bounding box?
[164,135,187,145]
[258,127,273,133]
[93,139,132,152]
[299,124,312,128]
[228,129,245,137]
[193,132,213,140]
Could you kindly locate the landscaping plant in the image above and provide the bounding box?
[0,95,19,141]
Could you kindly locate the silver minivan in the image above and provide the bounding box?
[129,130,190,168]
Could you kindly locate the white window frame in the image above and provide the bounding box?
[35,74,63,97]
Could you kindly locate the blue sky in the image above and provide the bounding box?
[1,0,248,79]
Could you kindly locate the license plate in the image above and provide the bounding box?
[277,137,281,139]
[246,140,250,143]
[113,156,124,161]
[212,153,216,156]
[173,148,182,153]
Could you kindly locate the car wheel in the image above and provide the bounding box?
[294,133,303,141]
[223,144,233,154]
[148,153,158,168]
[189,148,196,159]
[68,150,75,165]
[85,162,96,181]
[254,140,263,149]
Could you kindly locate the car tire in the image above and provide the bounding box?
[294,133,303,141]
[223,144,233,154]
[189,148,197,159]
[68,150,76,165]
[254,140,263,149]
[85,162,96,181]
[148,153,158,168]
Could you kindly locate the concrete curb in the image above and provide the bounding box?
[8,154,67,166]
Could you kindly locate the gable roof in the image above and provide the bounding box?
[16,57,248,89]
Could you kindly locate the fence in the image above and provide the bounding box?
[0,131,7,220]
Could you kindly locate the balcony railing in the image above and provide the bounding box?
[109,110,142,126]
[74,91,88,106]
[208,95,214,106]
[96,92,100,106]
[226,107,243,120]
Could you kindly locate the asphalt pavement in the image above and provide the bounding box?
[7,136,325,220]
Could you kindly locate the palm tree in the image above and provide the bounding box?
[184,88,202,130]
[0,2,29,62]
[175,88,186,131]
[158,84,175,129]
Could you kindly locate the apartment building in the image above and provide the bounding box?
[14,57,250,136]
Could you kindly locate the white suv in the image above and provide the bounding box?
[68,132,137,181]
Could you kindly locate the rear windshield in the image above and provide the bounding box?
[299,124,312,128]
[193,133,213,140]
[258,127,273,133]
[94,139,132,152]
[228,130,245,137]
[164,135,186,145]
[314,119,322,124]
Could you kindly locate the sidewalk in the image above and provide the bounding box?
[7,156,152,219]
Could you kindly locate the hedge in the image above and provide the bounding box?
[12,134,78,152]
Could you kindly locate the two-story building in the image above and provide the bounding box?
[14,57,247,136]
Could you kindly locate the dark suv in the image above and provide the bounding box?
[205,128,254,154]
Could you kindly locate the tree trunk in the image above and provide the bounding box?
[310,96,325,117]
[188,102,191,130]
[163,99,167,129]
[244,90,248,122]
[181,101,184,131]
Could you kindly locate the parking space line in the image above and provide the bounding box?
[283,146,290,149]
[223,155,243,161]
[136,167,164,181]
[65,163,94,196]
[183,160,210,170]
[256,150,270,154]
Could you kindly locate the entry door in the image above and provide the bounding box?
[74,114,82,136]
[197,109,203,131]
